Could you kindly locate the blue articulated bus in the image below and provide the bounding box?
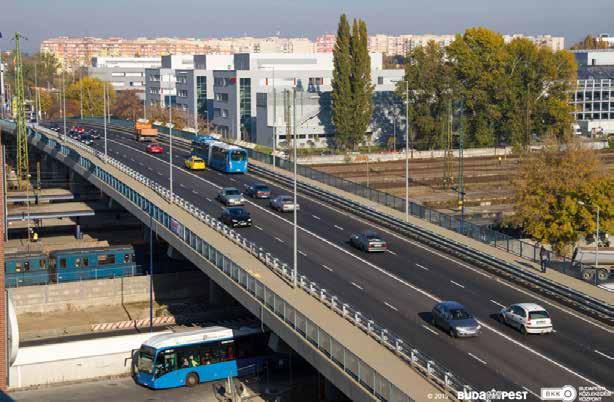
[4,245,137,286]
[134,326,279,389]
[191,137,248,173]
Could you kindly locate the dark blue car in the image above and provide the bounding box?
[431,301,481,337]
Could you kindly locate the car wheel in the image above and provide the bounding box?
[498,314,506,324]
[520,325,528,335]
[186,372,199,387]
[449,327,456,338]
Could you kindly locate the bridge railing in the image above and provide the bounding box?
[17,122,463,402]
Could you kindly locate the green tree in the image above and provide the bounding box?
[65,76,115,117]
[447,27,508,147]
[511,139,613,254]
[400,41,457,150]
[349,19,374,149]
[570,35,609,50]
[331,14,353,150]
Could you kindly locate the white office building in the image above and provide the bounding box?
[145,55,194,107]
[175,55,234,127]
[571,49,614,134]
[210,52,388,143]
[88,57,161,96]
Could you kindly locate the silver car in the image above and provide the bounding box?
[270,195,299,212]
[349,230,388,252]
[216,187,245,206]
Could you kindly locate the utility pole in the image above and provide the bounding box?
[169,105,173,203]
[404,81,410,221]
[79,68,83,120]
[103,83,108,160]
[292,88,298,288]
[457,100,465,233]
[13,33,29,189]
[149,215,154,333]
[34,62,39,125]
[62,68,67,141]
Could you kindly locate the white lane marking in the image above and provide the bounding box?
[157,172,163,176]
[450,280,465,289]
[138,162,144,166]
[254,225,263,231]
[230,178,236,182]
[298,250,307,257]
[274,237,284,243]
[192,190,198,194]
[334,224,344,230]
[322,264,333,272]
[206,198,212,202]
[387,250,398,256]
[179,183,185,188]
[147,167,153,171]
[415,263,429,271]
[122,154,127,157]
[130,158,135,162]
[312,215,321,220]
[490,299,506,308]
[216,172,223,176]
[522,387,540,400]
[595,350,614,360]
[468,353,487,365]
[384,302,398,311]
[422,325,439,335]
[477,319,607,390]
[351,282,364,291]
[101,136,611,388]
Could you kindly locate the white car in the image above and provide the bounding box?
[269,195,299,212]
[498,303,553,335]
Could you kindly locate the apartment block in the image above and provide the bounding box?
[88,57,161,95]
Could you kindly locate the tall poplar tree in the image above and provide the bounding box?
[331,14,353,149]
[349,19,374,149]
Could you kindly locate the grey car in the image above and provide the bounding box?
[216,187,245,206]
[269,195,299,212]
[431,301,481,338]
[349,230,388,252]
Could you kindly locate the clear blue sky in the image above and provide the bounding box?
[1,0,613,53]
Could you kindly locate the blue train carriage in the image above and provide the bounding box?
[51,245,136,282]
[191,137,248,173]
[134,325,278,389]
[5,252,50,287]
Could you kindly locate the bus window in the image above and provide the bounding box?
[15,262,22,273]
[155,350,177,377]
[97,254,116,266]
[230,150,246,161]
[75,258,81,268]
[124,254,130,264]
[24,261,30,272]
[40,259,47,269]
[60,258,67,269]
[83,257,89,267]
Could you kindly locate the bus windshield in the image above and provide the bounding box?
[138,349,155,374]
[230,151,246,161]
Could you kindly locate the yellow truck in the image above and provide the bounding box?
[134,119,158,142]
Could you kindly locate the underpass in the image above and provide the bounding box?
[74,121,614,397]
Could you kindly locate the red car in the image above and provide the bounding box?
[146,144,164,154]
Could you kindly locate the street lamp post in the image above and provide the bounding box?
[292,88,298,288]
[103,83,108,160]
[62,69,67,141]
[169,105,174,203]
[393,80,411,221]
[149,215,154,332]
[262,66,277,167]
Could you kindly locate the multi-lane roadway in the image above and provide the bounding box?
[51,123,613,399]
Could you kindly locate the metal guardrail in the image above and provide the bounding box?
[249,164,614,324]
[6,121,477,402]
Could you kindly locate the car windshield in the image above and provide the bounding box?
[254,185,269,192]
[449,309,471,320]
[280,196,293,202]
[229,208,247,217]
[365,233,381,241]
[529,310,549,320]
[225,189,240,196]
[137,350,154,374]
[230,150,246,161]
[192,158,203,162]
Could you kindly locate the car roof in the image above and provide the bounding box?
[223,187,239,191]
[225,206,246,212]
[361,230,379,236]
[514,303,546,312]
[438,301,466,310]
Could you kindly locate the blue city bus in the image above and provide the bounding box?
[134,326,278,389]
[51,245,136,282]
[191,138,248,173]
[4,252,50,287]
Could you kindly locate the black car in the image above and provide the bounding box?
[220,207,252,228]
[79,134,94,145]
[88,129,101,139]
[245,183,271,199]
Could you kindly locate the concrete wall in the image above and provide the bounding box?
[8,271,209,314]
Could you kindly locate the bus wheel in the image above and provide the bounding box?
[186,373,199,387]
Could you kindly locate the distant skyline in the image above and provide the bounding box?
[1,0,613,53]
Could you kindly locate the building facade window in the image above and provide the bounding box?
[177,90,188,98]
[239,78,252,141]
[215,93,229,102]
[196,76,208,121]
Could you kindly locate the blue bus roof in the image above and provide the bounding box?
[192,135,218,144]
[210,142,245,151]
[143,325,261,350]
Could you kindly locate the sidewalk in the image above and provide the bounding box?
[249,159,614,306]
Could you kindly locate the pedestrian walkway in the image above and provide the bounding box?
[249,159,614,306]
